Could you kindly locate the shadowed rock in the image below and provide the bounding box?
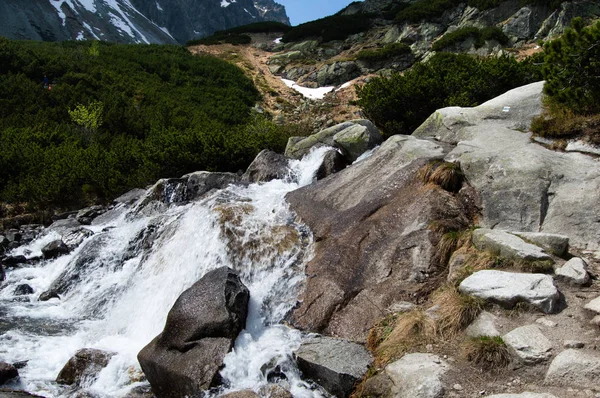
[56,348,115,386]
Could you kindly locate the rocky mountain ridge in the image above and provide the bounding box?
[0,0,289,44]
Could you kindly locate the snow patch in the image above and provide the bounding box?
[281,79,334,100]
[76,31,85,41]
[273,37,282,44]
[156,1,163,11]
[336,81,352,91]
[244,8,256,18]
[82,21,101,40]
[221,0,237,7]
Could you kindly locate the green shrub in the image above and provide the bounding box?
[214,21,291,35]
[395,0,458,23]
[356,43,412,62]
[187,33,252,46]
[0,39,291,210]
[282,14,373,43]
[432,26,509,51]
[542,18,600,114]
[356,52,541,136]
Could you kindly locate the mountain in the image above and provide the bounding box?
[0,0,289,44]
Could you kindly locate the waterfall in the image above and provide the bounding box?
[0,147,331,398]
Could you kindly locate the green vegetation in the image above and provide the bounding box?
[356,52,541,135]
[0,39,291,209]
[356,43,412,62]
[462,336,511,369]
[187,33,252,46]
[215,21,291,35]
[532,18,600,143]
[282,14,373,43]
[432,26,509,51]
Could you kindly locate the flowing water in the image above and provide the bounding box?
[0,148,332,398]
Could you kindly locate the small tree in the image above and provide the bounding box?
[68,100,104,142]
[542,18,600,114]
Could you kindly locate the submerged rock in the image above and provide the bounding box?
[41,239,70,260]
[56,348,115,386]
[13,284,34,296]
[295,336,373,398]
[0,362,18,385]
[62,227,94,250]
[138,267,249,398]
[459,270,562,313]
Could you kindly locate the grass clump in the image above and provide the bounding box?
[516,259,554,274]
[418,161,464,193]
[376,310,436,362]
[462,336,511,369]
[431,285,485,337]
[356,43,412,63]
[531,107,600,146]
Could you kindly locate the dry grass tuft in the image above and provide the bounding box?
[431,285,485,337]
[516,259,555,274]
[376,310,436,362]
[462,336,511,370]
[417,161,464,193]
[531,107,600,146]
[452,249,511,284]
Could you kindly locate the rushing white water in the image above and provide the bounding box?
[0,147,331,397]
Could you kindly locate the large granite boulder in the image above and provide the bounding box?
[502,325,553,364]
[184,171,240,200]
[56,348,115,386]
[242,150,290,183]
[510,232,569,257]
[295,336,373,398]
[138,267,249,398]
[384,353,449,398]
[286,135,475,341]
[458,270,562,313]
[315,61,361,87]
[315,149,348,180]
[554,257,590,286]
[413,81,600,251]
[41,239,70,260]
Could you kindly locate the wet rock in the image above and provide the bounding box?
[242,150,290,184]
[0,235,9,252]
[257,384,293,398]
[62,228,94,250]
[56,348,115,386]
[284,122,354,159]
[149,178,189,205]
[554,257,590,286]
[544,349,600,388]
[185,171,240,200]
[41,239,70,260]
[0,362,19,385]
[465,311,500,338]
[219,391,260,398]
[503,325,553,364]
[5,230,21,243]
[1,255,27,270]
[315,149,348,180]
[46,218,82,235]
[13,284,34,296]
[332,120,382,162]
[472,229,552,262]
[459,270,562,314]
[385,353,449,398]
[12,361,28,369]
[38,290,60,301]
[138,267,249,398]
[76,205,107,225]
[286,135,471,341]
[511,232,569,257]
[114,188,147,205]
[0,262,4,282]
[295,336,373,398]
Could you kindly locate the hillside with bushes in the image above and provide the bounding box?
[0,39,292,211]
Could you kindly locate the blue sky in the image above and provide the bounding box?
[277,0,363,26]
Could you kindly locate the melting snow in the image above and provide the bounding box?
[156,1,163,11]
[273,37,282,44]
[281,79,334,100]
[336,81,352,91]
[221,0,237,7]
[76,31,85,40]
[244,8,256,17]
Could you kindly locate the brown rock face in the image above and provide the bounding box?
[285,136,476,342]
[56,348,115,386]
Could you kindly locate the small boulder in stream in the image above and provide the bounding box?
[41,239,70,260]
[56,348,115,386]
[0,362,19,385]
[138,267,250,398]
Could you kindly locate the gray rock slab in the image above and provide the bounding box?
[545,349,600,388]
[510,232,569,257]
[459,270,562,314]
[465,311,500,337]
[295,336,372,398]
[472,229,552,262]
[584,296,600,314]
[565,140,600,156]
[413,81,600,251]
[503,325,553,364]
[385,353,449,398]
[554,257,590,286]
[332,120,382,162]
